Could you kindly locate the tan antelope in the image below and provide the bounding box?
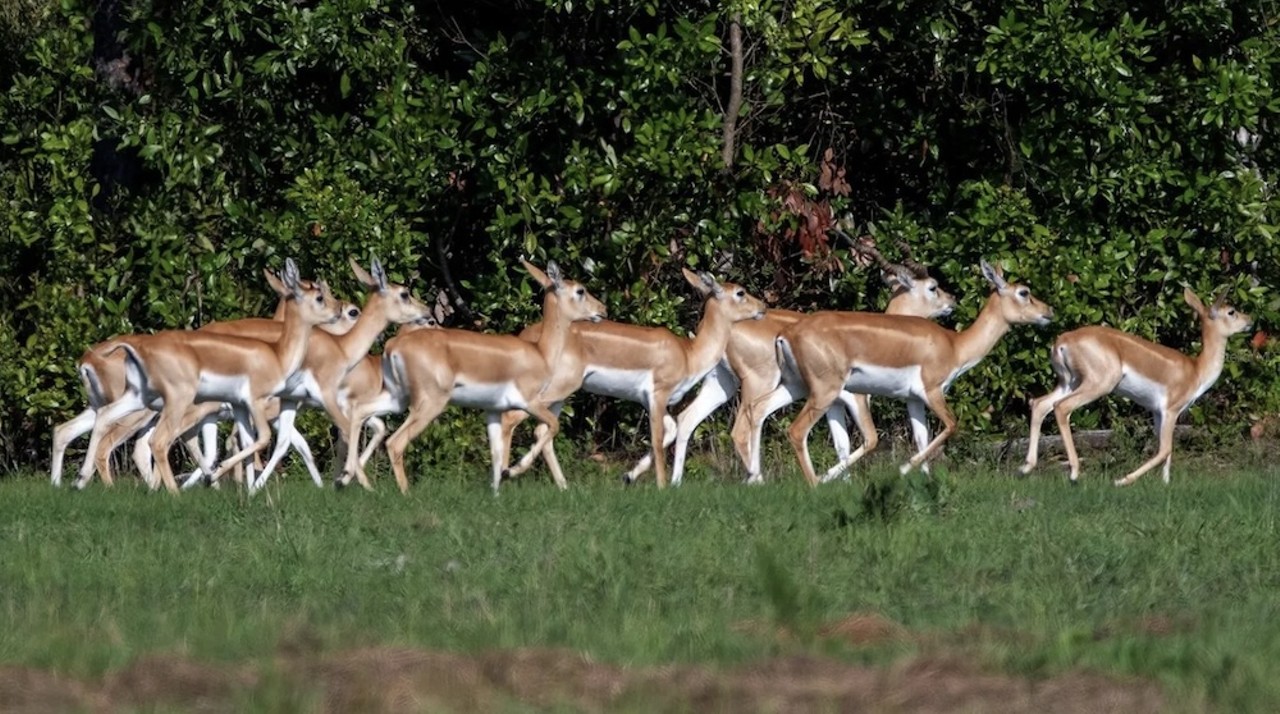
[327,315,441,488]
[498,269,767,488]
[50,274,360,488]
[180,257,431,492]
[76,258,342,493]
[721,237,956,485]
[777,259,1053,485]
[340,259,607,494]
[1020,286,1252,486]
[501,237,950,487]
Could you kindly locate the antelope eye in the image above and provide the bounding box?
[735,289,745,298]
[929,285,938,292]
[575,287,585,296]
[1228,309,1236,316]
[315,294,324,304]
[347,308,359,318]
[400,290,409,301]
[1017,288,1029,299]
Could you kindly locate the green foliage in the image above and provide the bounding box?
[1,0,1278,468]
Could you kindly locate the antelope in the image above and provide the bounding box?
[182,257,431,492]
[340,259,607,494]
[498,268,768,488]
[50,275,360,488]
[668,237,955,486]
[327,315,441,489]
[777,259,1053,485]
[123,297,365,487]
[1020,286,1252,486]
[75,258,343,493]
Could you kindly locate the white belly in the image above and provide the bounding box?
[280,369,319,402]
[582,366,653,404]
[844,364,922,400]
[451,381,527,410]
[197,372,252,403]
[667,372,705,405]
[1115,370,1167,411]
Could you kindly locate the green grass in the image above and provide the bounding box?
[3,452,1280,710]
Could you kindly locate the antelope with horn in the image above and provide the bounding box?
[186,256,432,492]
[731,233,956,484]
[777,259,1053,485]
[51,273,361,488]
[497,268,768,488]
[73,258,343,493]
[340,259,607,494]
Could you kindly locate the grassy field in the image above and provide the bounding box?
[3,449,1280,711]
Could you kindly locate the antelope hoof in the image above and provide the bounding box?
[621,473,635,486]
[1068,478,1080,487]
[334,477,348,491]
[500,468,511,482]
[1018,462,1034,476]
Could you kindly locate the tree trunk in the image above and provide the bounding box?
[721,13,743,172]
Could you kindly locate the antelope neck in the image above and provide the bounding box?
[950,293,1013,369]
[684,300,736,376]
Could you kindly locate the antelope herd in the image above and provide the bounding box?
[48,235,1253,495]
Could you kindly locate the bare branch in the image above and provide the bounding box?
[721,13,744,172]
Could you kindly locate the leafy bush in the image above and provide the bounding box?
[1,0,1277,472]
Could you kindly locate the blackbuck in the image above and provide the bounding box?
[655,236,954,486]
[51,275,360,488]
[340,260,607,494]
[76,259,342,493]
[184,257,431,492]
[326,315,441,490]
[1020,286,1252,486]
[776,260,1053,485]
[499,269,767,488]
[726,238,956,484]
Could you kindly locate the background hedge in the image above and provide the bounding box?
[2,0,1278,471]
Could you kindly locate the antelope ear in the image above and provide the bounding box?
[545,260,563,287]
[263,268,288,297]
[979,259,1007,292]
[371,258,388,292]
[283,258,302,293]
[698,271,725,297]
[1183,285,1208,318]
[349,256,376,288]
[682,268,710,295]
[521,258,555,290]
[1208,288,1232,320]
